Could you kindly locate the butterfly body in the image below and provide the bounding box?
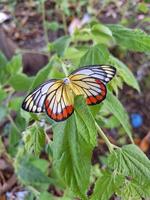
[22,65,116,122]
[63,77,71,84]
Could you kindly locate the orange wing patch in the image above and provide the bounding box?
[86,79,106,105]
[45,99,74,121]
[44,82,74,122]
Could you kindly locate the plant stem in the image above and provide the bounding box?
[44,131,52,144]
[18,48,49,57]
[61,63,69,77]
[7,114,20,134]
[95,122,118,153]
[41,0,49,46]
[62,12,68,35]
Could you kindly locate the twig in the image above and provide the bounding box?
[18,48,49,57]
[7,114,20,134]
[44,131,52,144]
[0,170,5,184]
[0,159,13,172]
[95,122,119,153]
[0,174,17,195]
[62,12,68,35]
[61,62,69,76]
[41,0,49,46]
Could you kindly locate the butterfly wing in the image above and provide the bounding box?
[69,74,107,105]
[70,65,116,84]
[22,80,56,113]
[44,80,74,121]
[69,65,116,105]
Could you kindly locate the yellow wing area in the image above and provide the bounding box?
[44,80,74,121]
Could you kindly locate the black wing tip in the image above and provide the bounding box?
[71,64,116,75]
[21,100,27,111]
[21,100,31,112]
[107,65,116,74]
[98,64,116,78]
[94,64,116,73]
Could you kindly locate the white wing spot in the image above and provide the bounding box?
[57,103,62,113]
[107,74,113,78]
[39,95,45,107]
[53,100,57,114]
[89,90,98,96]
[37,107,42,112]
[29,101,33,111]
[32,105,37,112]
[105,78,110,82]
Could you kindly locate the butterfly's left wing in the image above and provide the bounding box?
[22,80,56,113]
[69,65,116,105]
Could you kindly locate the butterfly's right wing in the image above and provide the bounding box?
[22,80,56,113]
[68,65,116,105]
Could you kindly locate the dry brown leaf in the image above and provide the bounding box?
[139,131,150,152]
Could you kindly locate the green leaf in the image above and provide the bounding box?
[108,55,140,92]
[8,114,26,156]
[90,171,124,200]
[73,28,92,42]
[23,124,45,156]
[9,73,34,91]
[39,192,53,200]
[0,52,8,84]
[108,144,150,183]
[8,125,21,156]
[104,90,133,142]
[91,24,112,44]
[0,52,7,67]
[52,96,97,199]
[46,21,61,31]
[64,47,86,66]
[50,35,71,56]
[0,107,8,121]
[108,24,150,52]
[138,3,149,13]
[8,97,22,111]
[59,0,70,16]
[31,159,49,174]
[17,161,52,186]
[6,54,22,74]
[80,44,109,66]
[103,115,120,129]
[117,179,150,200]
[0,88,7,102]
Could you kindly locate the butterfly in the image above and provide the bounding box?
[22,65,116,122]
